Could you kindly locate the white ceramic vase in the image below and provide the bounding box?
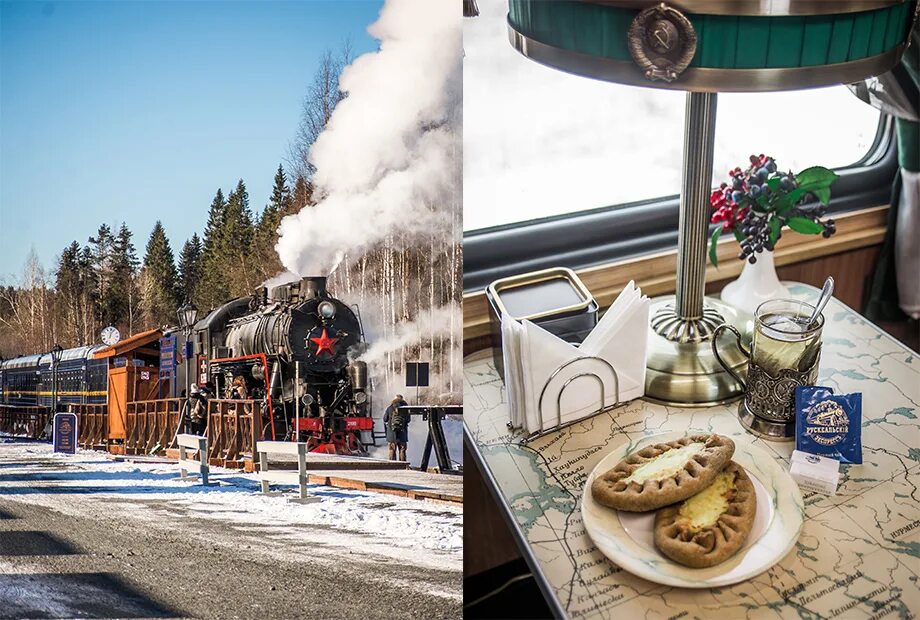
[720,250,789,316]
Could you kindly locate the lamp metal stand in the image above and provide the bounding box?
[644,92,752,406]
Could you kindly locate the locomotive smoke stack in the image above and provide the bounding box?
[301,276,328,299]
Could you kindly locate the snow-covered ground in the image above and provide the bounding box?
[0,434,463,619]
[0,436,462,571]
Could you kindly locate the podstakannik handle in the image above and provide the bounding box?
[711,324,749,390]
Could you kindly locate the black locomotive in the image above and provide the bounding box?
[188,276,373,455]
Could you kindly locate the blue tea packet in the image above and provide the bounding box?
[795,385,863,464]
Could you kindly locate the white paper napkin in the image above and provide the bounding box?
[502,281,650,434]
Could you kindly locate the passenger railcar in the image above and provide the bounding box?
[0,346,107,408]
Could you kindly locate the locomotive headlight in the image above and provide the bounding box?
[354,392,367,404]
[301,393,314,406]
[318,301,336,320]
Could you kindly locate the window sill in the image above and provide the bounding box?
[463,204,888,353]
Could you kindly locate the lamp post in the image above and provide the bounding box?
[50,344,63,415]
[177,302,199,430]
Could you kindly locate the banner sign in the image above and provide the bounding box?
[53,413,78,454]
[160,335,177,378]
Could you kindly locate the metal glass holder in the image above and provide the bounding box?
[519,355,621,444]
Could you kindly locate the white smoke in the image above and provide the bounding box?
[346,297,463,465]
[360,304,458,371]
[261,271,300,289]
[276,0,461,276]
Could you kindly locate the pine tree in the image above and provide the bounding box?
[110,223,139,335]
[87,224,115,326]
[77,244,96,343]
[219,179,255,296]
[202,189,227,259]
[196,189,229,310]
[253,165,292,279]
[54,242,84,346]
[178,234,203,303]
[139,221,179,329]
[290,175,314,215]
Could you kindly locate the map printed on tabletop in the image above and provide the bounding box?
[464,284,920,619]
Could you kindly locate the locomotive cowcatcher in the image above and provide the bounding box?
[186,276,373,455]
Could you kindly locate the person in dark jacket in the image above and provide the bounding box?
[188,383,209,436]
[383,395,410,461]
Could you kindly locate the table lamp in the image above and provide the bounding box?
[506,0,917,406]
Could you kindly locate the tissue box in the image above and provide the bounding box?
[486,267,598,379]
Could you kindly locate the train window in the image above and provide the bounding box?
[463,0,883,233]
[462,0,893,291]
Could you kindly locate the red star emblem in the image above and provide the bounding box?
[310,328,338,356]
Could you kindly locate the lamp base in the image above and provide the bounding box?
[644,296,752,406]
[738,401,796,441]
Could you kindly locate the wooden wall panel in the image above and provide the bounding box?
[464,443,524,576]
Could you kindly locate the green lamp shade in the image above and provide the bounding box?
[508,0,917,91]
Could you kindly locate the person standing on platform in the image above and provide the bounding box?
[189,383,209,435]
[384,394,410,461]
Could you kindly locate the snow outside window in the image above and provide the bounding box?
[463,0,883,233]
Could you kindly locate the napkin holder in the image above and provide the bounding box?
[487,267,598,380]
[518,354,621,444]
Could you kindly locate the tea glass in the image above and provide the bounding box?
[712,299,824,440]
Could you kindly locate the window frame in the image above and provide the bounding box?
[463,114,897,292]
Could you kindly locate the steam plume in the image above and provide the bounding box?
[276,0,461,276]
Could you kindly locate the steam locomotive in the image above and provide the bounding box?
[188,276,373,455]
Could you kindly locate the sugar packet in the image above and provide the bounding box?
[795,385,862,465]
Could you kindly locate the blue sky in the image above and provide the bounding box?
[0,0,382,279]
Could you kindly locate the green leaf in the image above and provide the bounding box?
[812,186,831,205]
[765,177,782,191]
[733,226,745,242]
[709,226,722,268]
[795,166,838,189]
[787,217,824,234]
[768,217,781,244]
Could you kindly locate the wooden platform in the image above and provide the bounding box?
[306,469,463,504]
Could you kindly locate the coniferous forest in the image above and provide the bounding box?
[0,165,309,358]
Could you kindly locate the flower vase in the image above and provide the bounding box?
[720,250,789,315]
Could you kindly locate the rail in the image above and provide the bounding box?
[0,405,50,440]
[67,404,108,450]
[124,399,182,455]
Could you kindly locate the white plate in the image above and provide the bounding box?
[582,432,804,588]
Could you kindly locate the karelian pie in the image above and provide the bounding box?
[653,461,757,568]
[591,434,735,512]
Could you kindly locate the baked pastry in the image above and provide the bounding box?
[591,434,735,512]
[653,461,757,568]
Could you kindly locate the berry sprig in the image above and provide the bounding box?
[708,154,838,267]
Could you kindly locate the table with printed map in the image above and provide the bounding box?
[464,284,919,619]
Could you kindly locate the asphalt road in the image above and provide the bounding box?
[0,440,461,619]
